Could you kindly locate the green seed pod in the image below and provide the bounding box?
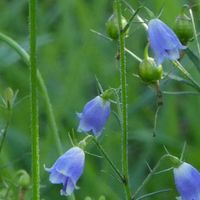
[139,57,163,83]
[174,14,193,45]
[106,14,128,40]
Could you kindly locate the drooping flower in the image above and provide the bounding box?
[148,18,186,65]
[45,147,85,196]
[173,162,200,200]
[77,96,110,137]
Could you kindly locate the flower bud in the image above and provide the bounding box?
[99,196,106,200]
[174,14,193,45]
[106,14,128,40]
[3,87,14,110]
[16,170,31,189]
[139,57,163,83]
[84,197,92,200]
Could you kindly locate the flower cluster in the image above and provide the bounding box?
[45,9,192,199]
[45,95,111,196]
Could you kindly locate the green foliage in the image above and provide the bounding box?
[0,0,200,199]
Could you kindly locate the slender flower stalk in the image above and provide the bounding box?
[115,0,131,199]
[132,154,177,200]
[29,0,40,199]
[0,111,12,153]
[92,138,124,182]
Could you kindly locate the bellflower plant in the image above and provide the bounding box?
[45,147,85,196]
[173,162,200,200]
[148,18,186,65]
[77,96,111,137]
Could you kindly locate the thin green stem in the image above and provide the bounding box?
[131,154,172,200]
[29,0,40,198]
[115,0,131,199]
[163,91,199,95]
[0,111,12,153]
[37,72,63,154]
[189,8,200,58]
[0,33,29,66]
[135,189,171,200]
[173,61,200,92]
[0,32,62,154]
[92,138,124,183]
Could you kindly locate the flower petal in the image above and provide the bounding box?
[174,162,200,200]
[60,177,76,196]
[49,169,66,184]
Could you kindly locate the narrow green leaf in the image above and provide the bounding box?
[185,48,200,73]
[122,6,142,33]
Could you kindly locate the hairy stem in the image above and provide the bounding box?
[29,0,40,198]
[115,0,132,199]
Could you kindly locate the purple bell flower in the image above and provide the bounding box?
[148,18,186,65]
[45,147,85,196]
[77,96,110,137]
[173,162,200,200]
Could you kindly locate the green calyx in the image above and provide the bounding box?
[106,14,128,40]
[101,89,113,101]
[174,13,193,45]
[139,57,163,83]
[78,135,93,149]
[169,155,183,168]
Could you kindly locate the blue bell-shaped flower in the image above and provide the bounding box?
[148,18,186,65]
[45,147,85,196]
[173,162,200,200]
[77,96,110,137]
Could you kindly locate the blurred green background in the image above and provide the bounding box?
[0,0,200,199]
